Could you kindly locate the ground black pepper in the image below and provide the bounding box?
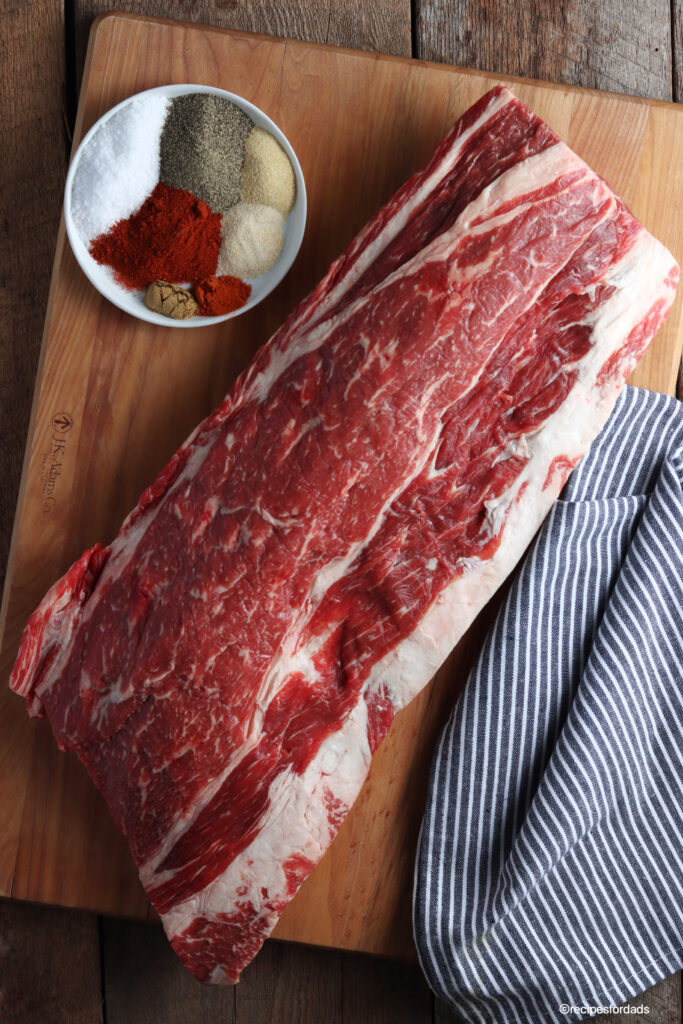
[159,94,253,215]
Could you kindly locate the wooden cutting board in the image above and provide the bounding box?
[1,12,682,961]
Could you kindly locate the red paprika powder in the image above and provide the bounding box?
[90,183,222,290]
[194,275,251,316]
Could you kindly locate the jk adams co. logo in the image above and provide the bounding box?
[41,411,73,514]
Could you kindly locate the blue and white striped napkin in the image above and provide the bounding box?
[413,386,683,1023]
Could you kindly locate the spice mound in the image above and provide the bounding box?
[90,183,221,291]
[75,90,299,320]
[71,93,170,243]
[194,275,252,316]
[159,94,253,215]
[242,127,296,215]
[218,203,286,280]
[145,280,199,320]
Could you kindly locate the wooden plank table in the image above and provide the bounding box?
[0,2,681,1022]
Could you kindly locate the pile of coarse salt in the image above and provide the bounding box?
[71,94,170,244]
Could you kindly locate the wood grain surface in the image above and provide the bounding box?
[415,0,674,99]
[73,0,412,78]
[0,0,71,943]
[0,898,102,1024]
[341,953,434,1024]
[0,1,681,1021]
[0,1,68,597]
[102,915,237,1023]
[2,15,682,970]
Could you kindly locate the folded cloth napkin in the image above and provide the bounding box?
[413,385,683,1023]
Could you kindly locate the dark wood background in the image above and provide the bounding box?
[1,2,681,1021]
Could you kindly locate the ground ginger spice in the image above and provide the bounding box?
[145,280,199,319]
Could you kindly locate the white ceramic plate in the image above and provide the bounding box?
[64,84,307,328]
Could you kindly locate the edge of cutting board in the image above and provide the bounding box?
[93,10,682,111]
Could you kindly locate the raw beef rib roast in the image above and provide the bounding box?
[10,86,679,983]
